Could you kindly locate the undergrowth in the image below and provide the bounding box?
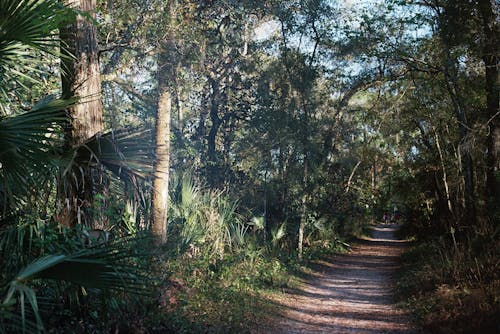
[396,222,500,334]
[146,238,349,333]
[123,174,353,333]
[0,172,357,333]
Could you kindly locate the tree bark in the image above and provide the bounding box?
[151,3,176,244]
[61,0,103,145]
[152,81,171,244]
[58,0,103,227]
[298,157,308,260]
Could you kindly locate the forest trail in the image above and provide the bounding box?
[260,224,420,334]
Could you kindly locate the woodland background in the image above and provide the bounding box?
[0,0,498,333]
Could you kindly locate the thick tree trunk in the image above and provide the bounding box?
[151,3,176,244]
[58,0,103,227]
[61,0,103,145]
[478,0,499,203]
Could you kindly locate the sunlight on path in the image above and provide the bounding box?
[257,224,421,334]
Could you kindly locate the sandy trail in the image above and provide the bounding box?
[260,224,420,334]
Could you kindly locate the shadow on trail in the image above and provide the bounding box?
[258,224,421,334]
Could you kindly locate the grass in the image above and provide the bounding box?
[142,233,351,333]
[146,254,287,333]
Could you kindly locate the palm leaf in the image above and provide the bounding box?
[1,237,151,333]
[67,128,155,181]
[0,305,41,334]
[0,0,77,100]
[0,97,73,211]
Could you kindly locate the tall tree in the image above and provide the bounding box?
[60,0,103,144]
[151,1,177,243]
[58,0,103,226]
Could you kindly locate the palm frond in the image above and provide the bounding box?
[271,223,286,247]
[1,237,151,333]
[0,304,42,334]
[229,222,248,247]
[249,216,265,231]
[70,128,155,180]
[0,97,73,210]
[0,0,77,100]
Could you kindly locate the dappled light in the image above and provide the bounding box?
[261,225,417,334]
[1,0,497,333]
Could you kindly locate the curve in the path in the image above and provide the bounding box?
[261,224,421,334]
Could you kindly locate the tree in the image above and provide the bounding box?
[60,0,103,145]
[58,0,104,227]
[151,1,177,243]
[421,0,499,221]
[0,2,149,331]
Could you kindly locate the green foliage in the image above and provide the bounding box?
[168,173,244,258]
[1,0,497,331]
[0,0,75,103]
[149,246,289,333]
[0,98,72,210]
[0,2,158,332]
[0,218,152,333]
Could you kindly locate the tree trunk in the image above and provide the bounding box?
[371,156,377,223]
[151,3,176,244]
[152,83,171,244]
[434,131,454,215]
[298,93,310,260]
[478,0,500,204]
[298,158,308,260]
[58,0,103,227]
[442,55,476,225]
[61,0,103,145]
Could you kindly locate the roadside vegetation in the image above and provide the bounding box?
[1,0,498,333]
[397,219,498,334]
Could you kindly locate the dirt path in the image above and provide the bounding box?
[260,224,420,334]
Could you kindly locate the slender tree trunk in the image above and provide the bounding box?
[151,3,176,244]
[298,93,311,260]
[58,0,103,227]
[298,158,308,260]
[279,145,289,218]
[478,0,500,204]
[434,131,454,215]
[371,157,377,223]
[443,56,476,225]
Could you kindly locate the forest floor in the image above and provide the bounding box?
[256,224,423,334]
